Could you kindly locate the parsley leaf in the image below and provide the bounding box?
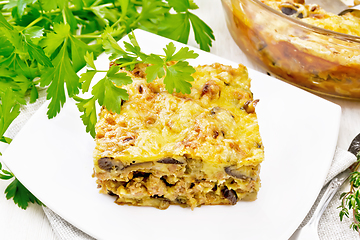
[137,0,168,27]
[76,67,132,138]
[145,54,165,82]
[39,22,95,118]
[0,35,15,58]
[188,12,215,52]
[23,36,53,67]
[92,66,131,114]
[75,96,97,138]
[164,61,195,94]
[69,35,93,72]
[8,0,35,17]
[0,162,13,179]
[84,51,96,70]
[164,43,198,62]
[5,178,44,210]
[39,0,58,12]
[23,26,44,39]
[144,42,198,93]
[80,70,97,93]
[157,0,215,51]
[41,38,80,118]
[166,0,198,12]
[0,162,43,210]
[102,31,132,61]
[40,23,70,56]
[0,18,25,54]
[0,89,21,143]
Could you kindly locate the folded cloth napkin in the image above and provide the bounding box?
[295,148,359,240]
[2,90,359,240]
[42,207,95,240]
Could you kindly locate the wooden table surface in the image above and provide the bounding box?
[1,0,360,239]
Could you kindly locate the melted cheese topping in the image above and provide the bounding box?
[94,63,264,176]
[93,63,264,209]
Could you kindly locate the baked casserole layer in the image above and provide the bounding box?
[93,63,264,209]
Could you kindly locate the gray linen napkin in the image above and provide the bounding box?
[2,89,359,240]
[42,207,95,240]
[296,148,359,240]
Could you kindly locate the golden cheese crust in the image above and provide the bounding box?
[93,63,264,209]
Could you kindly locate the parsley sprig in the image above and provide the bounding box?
[339,152,360,233]
[0,162,43,210]
[75,32,199,138]
[0,0,213,210]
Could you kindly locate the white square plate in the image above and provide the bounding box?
[2,29,341,240]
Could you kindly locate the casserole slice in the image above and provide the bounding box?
[93,63,264,209]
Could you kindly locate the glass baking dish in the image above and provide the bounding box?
[222,0,360,99]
